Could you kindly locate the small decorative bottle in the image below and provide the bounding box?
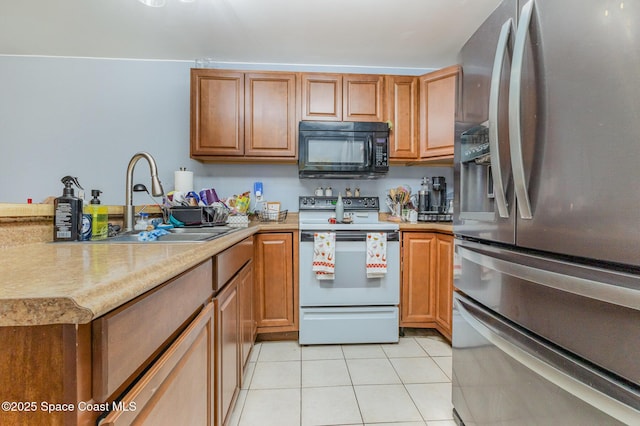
[335,192,344,223]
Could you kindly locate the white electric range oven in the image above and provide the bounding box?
[298,196,400,345]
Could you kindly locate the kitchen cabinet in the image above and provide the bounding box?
[254,232,298,334]
[301,73,384,122]
[400,232,454,340]
[238,261,255,369]
[386,75,419,160]
[418,65,460,161]
[191,69,298,162]
[100,302,215,426]
[215,273,239,426]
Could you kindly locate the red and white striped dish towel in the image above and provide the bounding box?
[366,232,387,278]
[312,232,335,280]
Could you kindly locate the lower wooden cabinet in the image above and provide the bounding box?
[101,302,215,426]
[238,261,255,369]
[254,232,298,333]
[400,232,454,340]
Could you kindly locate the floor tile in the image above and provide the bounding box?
[302,359,352,387]
[227,389,247,426]
[365,423,426,426]
[258,340,301,362]
[347,358,401,385]
[406,383,454,421]
[426,421,457,426]
[302,344,345,360]
[250,360,301,389]
[241,361,256,390]
[354,384,423,423]
[415,337,453,357]
[432,356,452,380]
[248,342,261,363]
[239,388,301,426]
[302,386,362,426]
[341,344,386,359]
[381,337,428,358]
[390,357,450,384]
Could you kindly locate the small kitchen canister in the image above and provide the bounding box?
[314,187,324,196]
[325,187,333,196]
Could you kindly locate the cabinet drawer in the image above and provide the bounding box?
[100,302,214,425]
[92,259,212,402]
[213,237,253,292]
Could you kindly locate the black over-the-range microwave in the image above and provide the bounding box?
[298,121,390,179]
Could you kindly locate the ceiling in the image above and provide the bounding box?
[0,0,501,71]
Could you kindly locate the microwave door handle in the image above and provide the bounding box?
[489,18,514,218]
[508,0,534,219]
[367,135,373,167]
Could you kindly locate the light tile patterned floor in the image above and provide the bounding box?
[228,336,455,426]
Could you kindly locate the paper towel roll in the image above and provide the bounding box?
[174,169,194,193]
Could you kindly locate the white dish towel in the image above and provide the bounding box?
[366,232,387,278]
[312,232,336,280]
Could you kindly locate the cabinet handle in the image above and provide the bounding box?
[489,18,514,218]
[508,0,535,219]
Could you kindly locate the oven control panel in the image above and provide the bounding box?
[299,196,379,211]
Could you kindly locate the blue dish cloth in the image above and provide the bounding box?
[137,229,170,241]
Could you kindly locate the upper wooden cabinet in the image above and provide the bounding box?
[418,65,460,161]
[386,76,419,160]
[301,73,384,122]
[191,69,298,161]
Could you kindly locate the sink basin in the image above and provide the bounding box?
[91,226,239,243]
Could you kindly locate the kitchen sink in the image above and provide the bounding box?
[86,226,239,243]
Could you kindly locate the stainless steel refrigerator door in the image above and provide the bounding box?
[454,0,518,245]
[452,292,639,425]
[455,239,640,387]
[511,0,640,266]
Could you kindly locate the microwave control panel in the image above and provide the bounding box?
[374,138,388,166]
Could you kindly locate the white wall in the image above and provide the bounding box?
[0,55,452,212]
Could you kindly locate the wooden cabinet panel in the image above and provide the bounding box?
[386,76,419,160]
[343,74,384,122]
[434,234,454,339]
[245,72,298,157]
[419,65,459,159]
[215,278,239,426]
[401,233,437,325]
[100,303,214,426]
[238,261,255,370]
[254,232,297,332]
[191,70,244,156]
[301,73,342,121]
[92,260,212,402]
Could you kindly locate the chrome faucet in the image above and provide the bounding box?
[125,152,164,231]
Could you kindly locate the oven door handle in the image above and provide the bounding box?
[301,231,399,242]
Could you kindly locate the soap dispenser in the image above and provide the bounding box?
[89,190,108,240]
[54,176,84,242]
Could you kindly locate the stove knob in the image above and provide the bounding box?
[310,198,315,205]
[363,199,368,206]
[345,199,351,205]
[302,198,307,205]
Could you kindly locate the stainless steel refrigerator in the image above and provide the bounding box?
[452,0,640,424]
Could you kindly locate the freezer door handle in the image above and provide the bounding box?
[488,18,513,218]
[457,243,640,310]
[454,295,640,423]
[508,0,534,219]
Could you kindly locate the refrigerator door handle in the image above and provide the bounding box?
[488,18,513,218]
[454,296,640,424]
[508,0,535,219]
[458,243,640,310]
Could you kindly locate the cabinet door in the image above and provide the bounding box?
[419,65,459,159]
[386,76,419,160]
[343,74,384,122]
[400,232,437,326]
[191,70,245,156]
[301,73,342,121]
[100,303,214,426]
[434,234,454,340]
[216,279,239,426]
[245,72,298,157]
[238,261,255,370]
[254,233,296,332]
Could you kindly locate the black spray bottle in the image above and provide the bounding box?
[53,176,84,242]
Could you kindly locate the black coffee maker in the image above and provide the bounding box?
[431,176,447,214]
